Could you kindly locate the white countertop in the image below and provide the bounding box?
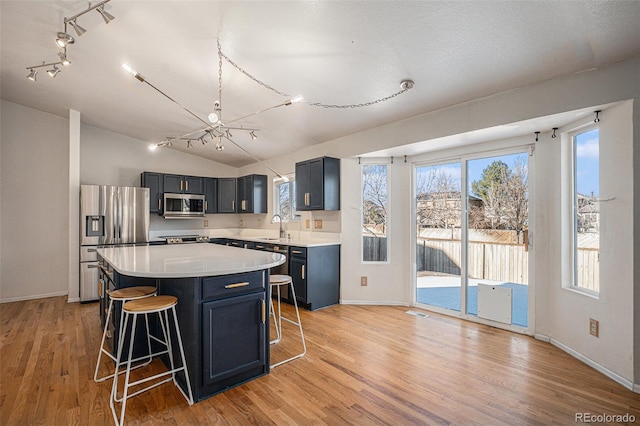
[232,236,340,247]
[97,244,285,278]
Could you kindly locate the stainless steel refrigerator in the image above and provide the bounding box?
[80,185,149,302]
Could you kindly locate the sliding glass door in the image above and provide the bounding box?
[415,150,530,330]
[415,162,462,312]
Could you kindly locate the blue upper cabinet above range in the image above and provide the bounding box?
[295,156,340,211]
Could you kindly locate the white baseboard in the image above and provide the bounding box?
[0,291,69,304]
[536,333,637,393]
[340,299,409,307]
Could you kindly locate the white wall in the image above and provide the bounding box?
[0,100,70,302]
[245,57,640,387]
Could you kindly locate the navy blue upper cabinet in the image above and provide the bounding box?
[141,172,164,214]
[217,178,237,213]
[295,157,340,211]
[204,178,218,213]
[163,174,204,195]
[237,174,267,214]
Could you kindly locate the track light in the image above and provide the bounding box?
[68,19,86,36]
[250,131,257,140]
[57,52,71,66]
[55,32,75,48]
[96,5,115,23]
[26,69,37,81]
[47,65,61,78]
[225,129,232,138]
[215,138,224,151]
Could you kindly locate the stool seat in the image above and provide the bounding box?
[94,286,157,384]
[108,286,157,300]
[124,295,178,313]
[270,274,292,286]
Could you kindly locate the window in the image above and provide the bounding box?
[572,127,600,294]
[362,164,388,262]
[273,176,297,221]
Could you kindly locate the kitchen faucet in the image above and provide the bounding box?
[270,214,286,239]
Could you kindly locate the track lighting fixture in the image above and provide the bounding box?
[47,65,61,78]
[25,60,66,81]
[96,5,115,24]
[250,131,257,140]
[534,131,540,142]
[215,139,225,151]
[551,127,558,138]
[56,32,75,48]
[26,69,37,82]
[68,19,86,36]
[225,129,232,138]
[57,51,71,66]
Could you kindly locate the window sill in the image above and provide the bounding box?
[563,286,599,300]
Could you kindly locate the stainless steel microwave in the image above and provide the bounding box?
[163,193,205,218]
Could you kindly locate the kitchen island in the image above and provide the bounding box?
[97,243,285,402]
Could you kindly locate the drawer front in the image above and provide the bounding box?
[203,270,265,300]
[289,246,307,258]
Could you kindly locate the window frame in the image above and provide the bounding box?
[361,160,390,264]
[568,124,600,297]
[273,174,299,222]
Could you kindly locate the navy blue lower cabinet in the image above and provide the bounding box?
[202,292,266,385]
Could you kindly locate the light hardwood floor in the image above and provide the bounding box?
[1,296,639,425]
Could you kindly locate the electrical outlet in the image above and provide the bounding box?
[314,219,323,229]
[589,318,599,337]
[204,219,209,227]
[239,219,243,227]
[305,219,310,229]
[361,276,368,286]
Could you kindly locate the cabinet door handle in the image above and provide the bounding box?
[224,282,250,289]
[291,250,302,255]
[261,301,266,323]
[205,201,208,211]
[232,200,235,210]
[88,248,97,252]
[180,180,183,191]
[256,245,264,249]
[241,200,246,210]
[87,264,99,269]
[158,199,161,210]
[186,180,189,191]
[301,265,305,280]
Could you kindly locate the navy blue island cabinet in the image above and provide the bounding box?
[103,266,270,402]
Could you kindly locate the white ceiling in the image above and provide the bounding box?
[2,1,640,167]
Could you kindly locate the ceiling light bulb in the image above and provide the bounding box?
[55,32,75,48]
[58,52,71,66]
[96,5,115,24]
[121,62,137,75]
[291,95,304,104]
[68,19,86,36]
[208,112,219,124]
[26,69,37,81]
[47,65,61,78]
[148,143,158,151]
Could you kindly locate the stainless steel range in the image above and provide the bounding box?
[159,235,210,244]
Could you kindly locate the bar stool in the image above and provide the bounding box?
[269,274,306,368]
[110,295,193,426]
[94,286,157,383]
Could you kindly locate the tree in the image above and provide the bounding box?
[416,166,460,229]
[362,165,388,235]
[471,158,528,240]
